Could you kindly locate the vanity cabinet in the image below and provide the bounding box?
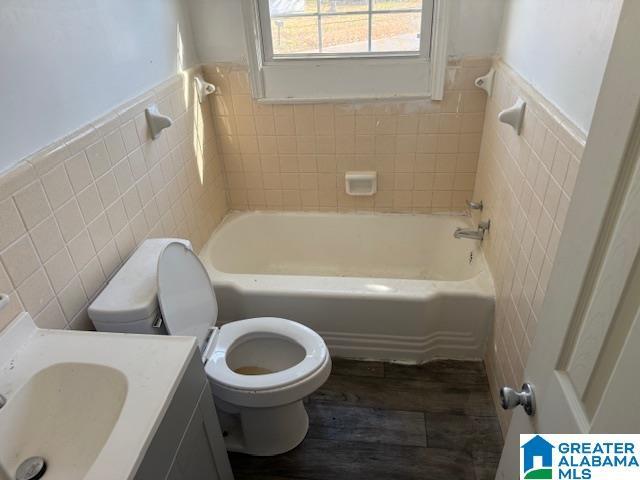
[135,351,233,480]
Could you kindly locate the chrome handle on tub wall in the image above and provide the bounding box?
[466,200,483,211]
[500,383,536,416]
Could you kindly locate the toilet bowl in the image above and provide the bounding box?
[88,238,331,456]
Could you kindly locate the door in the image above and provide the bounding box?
[496,1,640,477]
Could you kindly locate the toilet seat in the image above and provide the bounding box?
[205,317,328,391]
[156,242,330,407]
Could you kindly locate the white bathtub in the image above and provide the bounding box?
[200,211,495,363]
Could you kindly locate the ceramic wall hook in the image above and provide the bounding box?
[195,76,216,104]
[475,68,495,96]
[145,104,173,139]
[498,97,526,134]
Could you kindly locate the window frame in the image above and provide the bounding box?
[258,0,432,62]
[241,0,450,102]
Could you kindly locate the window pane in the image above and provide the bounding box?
[319,0,369,13]
[372,0,422,11]
[269,0,317,16]
[371,12,421,52]
[271,16,320,55]
[321,14,369,53]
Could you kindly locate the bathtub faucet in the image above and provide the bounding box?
[454,220,491,241]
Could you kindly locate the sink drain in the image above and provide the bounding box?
[15,457,46,480]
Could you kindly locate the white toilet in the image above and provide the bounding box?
[88,238,331,456]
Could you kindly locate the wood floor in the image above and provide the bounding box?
[229,359,503,480]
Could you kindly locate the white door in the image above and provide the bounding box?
[496,1,640,477]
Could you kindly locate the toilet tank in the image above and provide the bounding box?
[89,238,192,334]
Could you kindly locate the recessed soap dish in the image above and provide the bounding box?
[345,171,377,196]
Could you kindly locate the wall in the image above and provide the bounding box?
[203,58,490,213]
[448,0,506,57]
[0,0,198,173]
[499,0,623,133]
[0,68,228,332]
[188,0,248,65]
[189,0,505,64]
[474,61,585,433]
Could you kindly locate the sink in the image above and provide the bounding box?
[0,312,197,480]
[0,363,127,480]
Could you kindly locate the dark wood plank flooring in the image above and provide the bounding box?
[229,359,503,480]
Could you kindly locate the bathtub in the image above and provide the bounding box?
[200,211,495,364]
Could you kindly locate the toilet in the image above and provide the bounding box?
[88,238,331,456]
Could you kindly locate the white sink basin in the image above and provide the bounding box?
[0,313,197,480]
[0,363,127,480]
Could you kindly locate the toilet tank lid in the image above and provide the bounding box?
[88,238,192,324]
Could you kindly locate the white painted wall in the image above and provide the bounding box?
[189,0,505,62]
[0,0,198,172]
[499,0,623,133]
[188,0,248,64]
[449,0,506,56]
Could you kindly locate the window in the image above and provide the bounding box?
[242,0,448,102]
[260,0,428,58]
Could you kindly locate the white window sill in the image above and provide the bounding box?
[256,93,432,104]
[259,56,432,102]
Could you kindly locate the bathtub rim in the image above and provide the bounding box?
[199,210,495,300]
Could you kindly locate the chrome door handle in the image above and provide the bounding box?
[500,383,536,416]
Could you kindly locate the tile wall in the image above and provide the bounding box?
[0,67,227,332]
[203,57,492,213]
[473,60,586,433]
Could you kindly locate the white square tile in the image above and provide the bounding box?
[58,276,87,321]
[113,158,135,193]
[121,119,141,153]
[17,268,54,316]
[85,140,111,178]
[143,198,160,227]
[106,200,128,234]
[0,198,26,251]
[148,164,166,194]
[79,257,106,301]
[114,225,135,260]
[87,214,113,252]
[44,248,76,293]
[55,198,85,241]
[29,216,64,262]
[97,241,121,279]
[13,181,52,229]
[65,151,93,193]
[95,171,121,207]
[104,129,127,165]
[130,212,149,243]
[76,184,105,223]
[122,187,143,220]
[41,163,74,210]
[136,176,154,205]
[128,148,147,180]
[67,230,96,271]
[0,235,40,287]
[33,299,67,329]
